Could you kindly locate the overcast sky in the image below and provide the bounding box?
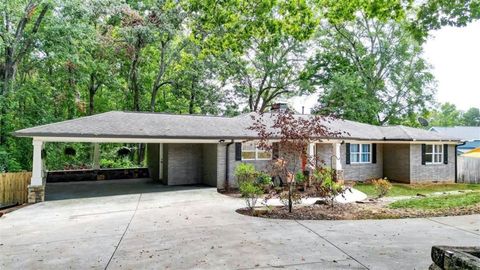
[291,21,480,113]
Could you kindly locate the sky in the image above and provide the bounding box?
[291,21,480,113]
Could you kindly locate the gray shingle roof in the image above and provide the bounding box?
[13,111,460,142]
[430,126,480,141]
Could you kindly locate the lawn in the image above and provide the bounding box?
[354,182,480,197]
[389,192,480,209]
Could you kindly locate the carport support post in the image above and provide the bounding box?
[28,139,45,203]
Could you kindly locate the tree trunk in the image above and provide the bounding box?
[67,64,76,119]
[288,184,293,213]
[0,2,49,144]
[150,42,167,112]
[188,79,196,114]
[88,73,101,116]
[129,42,142,112]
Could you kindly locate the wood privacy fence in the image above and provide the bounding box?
[457,157,480,184]
[0,172,31,205]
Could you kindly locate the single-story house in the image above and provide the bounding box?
[14,109,461,203]
[430,126,480,155]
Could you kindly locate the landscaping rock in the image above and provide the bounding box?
[430,246,480,270]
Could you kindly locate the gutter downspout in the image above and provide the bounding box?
[225,140,234,191]
[455,141,466,183]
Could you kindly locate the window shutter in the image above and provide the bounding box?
[346,143,350,165]
[372,143,377,164]
[272,142,279,159]
[235,143,242,161]
[421,144,426,165]
[443,144,448,164]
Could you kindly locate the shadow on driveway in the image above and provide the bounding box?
[45,178,211,201]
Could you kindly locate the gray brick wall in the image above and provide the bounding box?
[166,143,203,185]
[146,143,160,182]
[409,144,455,183]
[315,143,383,181]
[228,144,270,188]
[165,142,456,188]
[342,143,383,181]
[383,144,410,183]
[202,144,218,187]
[316,143,333,167]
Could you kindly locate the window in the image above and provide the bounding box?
[350,143,371,163]
[425,144,443,164]
[241,141,272,160]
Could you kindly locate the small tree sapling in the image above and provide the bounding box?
[249,110,342,212]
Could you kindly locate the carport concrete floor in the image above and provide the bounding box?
[1,179,479,270]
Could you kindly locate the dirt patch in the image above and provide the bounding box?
[236,202,480,220]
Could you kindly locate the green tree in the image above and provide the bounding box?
[430,103,462,127]
[462,107,480,126]
[0,0,51,144]
[410,0,480,41]
[308,15,436,125]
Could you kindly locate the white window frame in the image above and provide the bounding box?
[350,143,371,164]
[425,144,443,165]
[241,141,272,161]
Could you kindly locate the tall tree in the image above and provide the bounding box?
[462,107,480,126]
[308,15,436,125]
[147,0,186,112]
[219,0,317,112]
[410,0,480,41]
[0,0,50,144]
[429,103,462,127]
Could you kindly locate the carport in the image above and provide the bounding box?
[13,111,245,203]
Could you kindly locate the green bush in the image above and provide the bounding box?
[312,167,333,184]
[372,178,392,198]
[295,170,305,184]
[256,172,271,185]
[0,149,22,172]
[311,167,347,207]
[234,163,257,183]
[100,158,136,168]
[239,181,264,213]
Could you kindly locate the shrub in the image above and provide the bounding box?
[372,178,392,198]
[234,163,257,184]
[239,181,264,213]
[295,170,305,185]
[312,167,333,184]
[256,172,272,185]
[100,158,136,168]
[310,167,348,207]
[0,150,22,173]
[279,190,302,207]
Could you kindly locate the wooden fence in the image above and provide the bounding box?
[0,172,31,205]
[457,157,480,184]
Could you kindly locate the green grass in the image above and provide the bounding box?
[389,192,480,209]
[354,183,480,197]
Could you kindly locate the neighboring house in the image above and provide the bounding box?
[15,107,460,203]
[430,126,480,155]
[462,148,480,158]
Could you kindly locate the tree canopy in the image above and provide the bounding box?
[0,0,478,171]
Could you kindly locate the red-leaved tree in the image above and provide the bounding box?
[249,110,343,213]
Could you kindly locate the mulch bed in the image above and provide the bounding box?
[236,201,480,220]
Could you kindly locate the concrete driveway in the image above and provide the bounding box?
[1,179,479,270]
